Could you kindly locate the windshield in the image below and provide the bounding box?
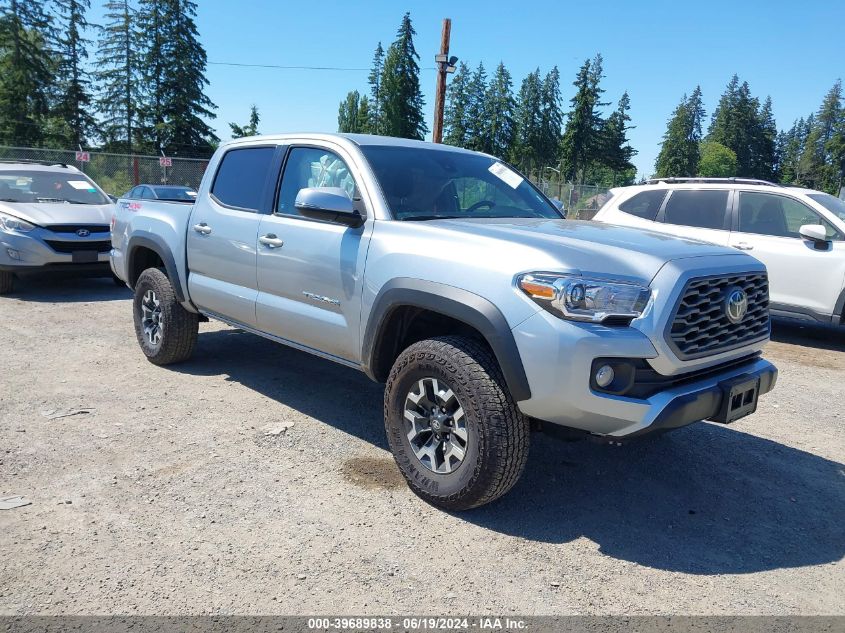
[360,146,562,221]
[153,186,197,201]
[808,193,845,222]
[0,170,109,205]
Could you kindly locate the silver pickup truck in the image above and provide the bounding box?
[111,133,777,510]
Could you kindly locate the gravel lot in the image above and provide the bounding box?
[1,276,843,615]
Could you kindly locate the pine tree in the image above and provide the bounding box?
[138,0,216,156]
[95,0,142,153]
[654,87,705,177]
[511,69,542,175]
[538,66,563,168]
[754,96,778,180]
[779,117,808,183]
[0,0,55,146]
[464,62,487,151]
[443,61,471,147]
[379,13,426,140]
[367,42,384,134]
[601,91,637,183]
[483,62,516,160]
[356,95,371,133]
[816,80,843,192]
[559,55,605,182]
[337,90,360,133]
[52,0,97,147]
[229,105,259,138]
[707,76,768,177]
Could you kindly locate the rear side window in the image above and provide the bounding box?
[211,147,275,211]
[618,189,666,220]
[662,190,729,229]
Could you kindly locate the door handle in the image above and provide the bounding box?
[734,242,754,250]
[259,234,284,248]
[193,223,212,235]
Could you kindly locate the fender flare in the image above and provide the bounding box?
[834,285,845,325]
[362,278,532,402]
[126,232,186,303]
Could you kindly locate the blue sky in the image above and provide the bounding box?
[91,0,844,177]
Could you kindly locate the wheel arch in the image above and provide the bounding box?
[362,279,532,402]
[126,233,186,303]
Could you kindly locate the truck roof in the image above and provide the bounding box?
[221,132,485,156]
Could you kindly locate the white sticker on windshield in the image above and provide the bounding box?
[488,162,523,189]
[68,180,95,190]
[187,191,197,197]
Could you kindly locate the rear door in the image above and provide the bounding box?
[729,190,845,317]
[186,145,278,327]
[655,188,732,245]
[255,143,374,362]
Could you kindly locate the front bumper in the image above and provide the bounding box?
[512,309,777,438]
[0,227,111,272]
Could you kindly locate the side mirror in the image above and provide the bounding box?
[798,224,829,244]
[294,187,363,227]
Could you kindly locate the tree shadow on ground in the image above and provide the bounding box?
[172,326,845,575]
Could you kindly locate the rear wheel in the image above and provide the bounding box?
[133,268,198,365]
[384,335,530,510]
[0,271,13,294]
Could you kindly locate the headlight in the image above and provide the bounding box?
[518,272,651,323]
[0,212,36,233]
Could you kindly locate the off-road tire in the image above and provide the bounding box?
[133,268,198,365]
[0,271,13,294]
[384,335,530,511]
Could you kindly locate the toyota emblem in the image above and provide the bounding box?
[725,287,748,324]
[76,228,91,237]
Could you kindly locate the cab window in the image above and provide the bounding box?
[738,192,842,240]
[276,147,356,217]
[211,146,275,212]
[662,190,730,229]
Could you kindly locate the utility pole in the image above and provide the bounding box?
[432,18,457,144]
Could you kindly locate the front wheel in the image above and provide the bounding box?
[384,336,530,510]
[133,268,198,365]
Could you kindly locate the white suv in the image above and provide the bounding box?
[593,178,845,326]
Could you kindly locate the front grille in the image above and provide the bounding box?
[667,272,769,360]
[44,240,111,254]
[46,224,110,234]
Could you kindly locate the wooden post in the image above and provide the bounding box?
[432,18,451,144]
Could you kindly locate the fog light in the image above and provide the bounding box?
[595,364,615,388]
[7,248,20,260]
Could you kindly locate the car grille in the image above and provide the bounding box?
[45,225,110,234]
[667,272,769,360]
[44,240,112,254]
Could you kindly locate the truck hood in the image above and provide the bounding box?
[428,217,737,282]
[0,201,115,227]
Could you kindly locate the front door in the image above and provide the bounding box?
[729,190,845,318]
[187,145,276,327]
[255,145,373,362]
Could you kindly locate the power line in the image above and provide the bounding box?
[208,61,436,72]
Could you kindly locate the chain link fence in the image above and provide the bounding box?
[0,146,209,197]
[530,175,612,220]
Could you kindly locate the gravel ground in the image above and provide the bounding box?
[1,276,843,615]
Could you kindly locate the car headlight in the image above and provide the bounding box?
[0,212,36,233]
[517,272,651,323]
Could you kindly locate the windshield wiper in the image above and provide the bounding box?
[0,197,25,202]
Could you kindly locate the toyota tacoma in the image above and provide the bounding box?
[111,134,778,510]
